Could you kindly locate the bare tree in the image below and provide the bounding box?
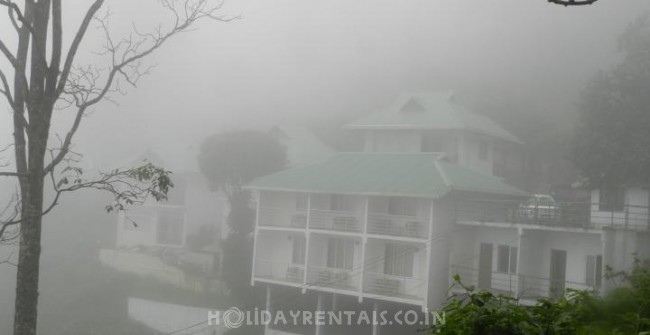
[0,1,231,334]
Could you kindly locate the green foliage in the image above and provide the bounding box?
[434,261,650,335]
[198,130,287,195]
[198,130,286,307]
[572,14,650,188]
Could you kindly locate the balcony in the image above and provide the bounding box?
[363,272,425,301]
[306,265,360,291]
[518,274,596,300]
[367,213,430,239]
[258,207,307,228]
[450,266,519,296]
[254,259,305,285]
[455,199,650,230]
[449,266,597,300]
[309,209,362,232]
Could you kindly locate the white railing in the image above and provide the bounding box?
[309,209,362,232]
[306,265,360,290]
[254,259,305,284]
[449,266,598,299]
[258,207,307,228]
[450,266,518,296]
[367,213,430,238]
[518,274,596,299]
[363,272,425,300]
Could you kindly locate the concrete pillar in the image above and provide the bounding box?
[315,294,323,335]
[264,285,271,334]
[372,301,380,335]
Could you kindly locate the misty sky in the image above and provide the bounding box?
[1,0,649,171]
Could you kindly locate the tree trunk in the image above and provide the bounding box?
[14,134,47,335]
[13,209,43,335]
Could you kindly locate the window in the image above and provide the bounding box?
[156,210,184,246]
[599,187,625,212]
[496,245,518,273]
[479,141,489,161]
[296,193,308,211]
[384,243,416,277]
[327,238,354,269]
[388,197,418,216]
[292,235,306,265]
[586,254,603,288]
[331,194,356,212]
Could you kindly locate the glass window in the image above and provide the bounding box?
[331,194,356,212]
[599,187,625,212]
[296,193,308,211]
[327,238,354,270]
[292,235,306,265]
[388,197,418,216]
[384,243,415,277]
[586,254,603,288]
[497,245,517,273]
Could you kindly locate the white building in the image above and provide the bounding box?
[245,92,650,335]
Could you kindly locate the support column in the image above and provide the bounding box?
[251,191,261,286]
[423,199,434,310]
[515,227,523,298]
[265,285,271,334]
[315,294,323,335]
[372,301,380,335]
[303,194,312,293]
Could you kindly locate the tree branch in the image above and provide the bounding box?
[548,0,599,6]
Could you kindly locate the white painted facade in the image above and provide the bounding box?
[116,172,222,249]
[247,94,650,335]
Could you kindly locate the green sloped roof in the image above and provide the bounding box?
[246,153,527,198]
[344,91,521,144]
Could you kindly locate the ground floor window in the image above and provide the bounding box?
[496,245,518,274]
[586,254,603,288]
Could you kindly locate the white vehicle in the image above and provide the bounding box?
[518,194,559,222]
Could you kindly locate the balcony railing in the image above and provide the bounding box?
[258,207,307,228]
[306,265,359,290]
[450,266,597,299]
[367,213,430,239]
[254,259,305,284]
[363,271,425,300]
[309,209,363,232]
[450,266,518,296]
[455,199,650,230]
[518,274,596,300]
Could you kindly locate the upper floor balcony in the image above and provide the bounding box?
[455,198,650,231]
[257,191,432,239]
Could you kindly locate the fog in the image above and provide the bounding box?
[1,0,650,334]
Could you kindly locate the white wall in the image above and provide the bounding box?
[521,230,602,287]
[458,131,493,176]
[591,187,649,228]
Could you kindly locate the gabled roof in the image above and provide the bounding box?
[269,125,336,168]
[246,153,528,198]
[344,91,522,144]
